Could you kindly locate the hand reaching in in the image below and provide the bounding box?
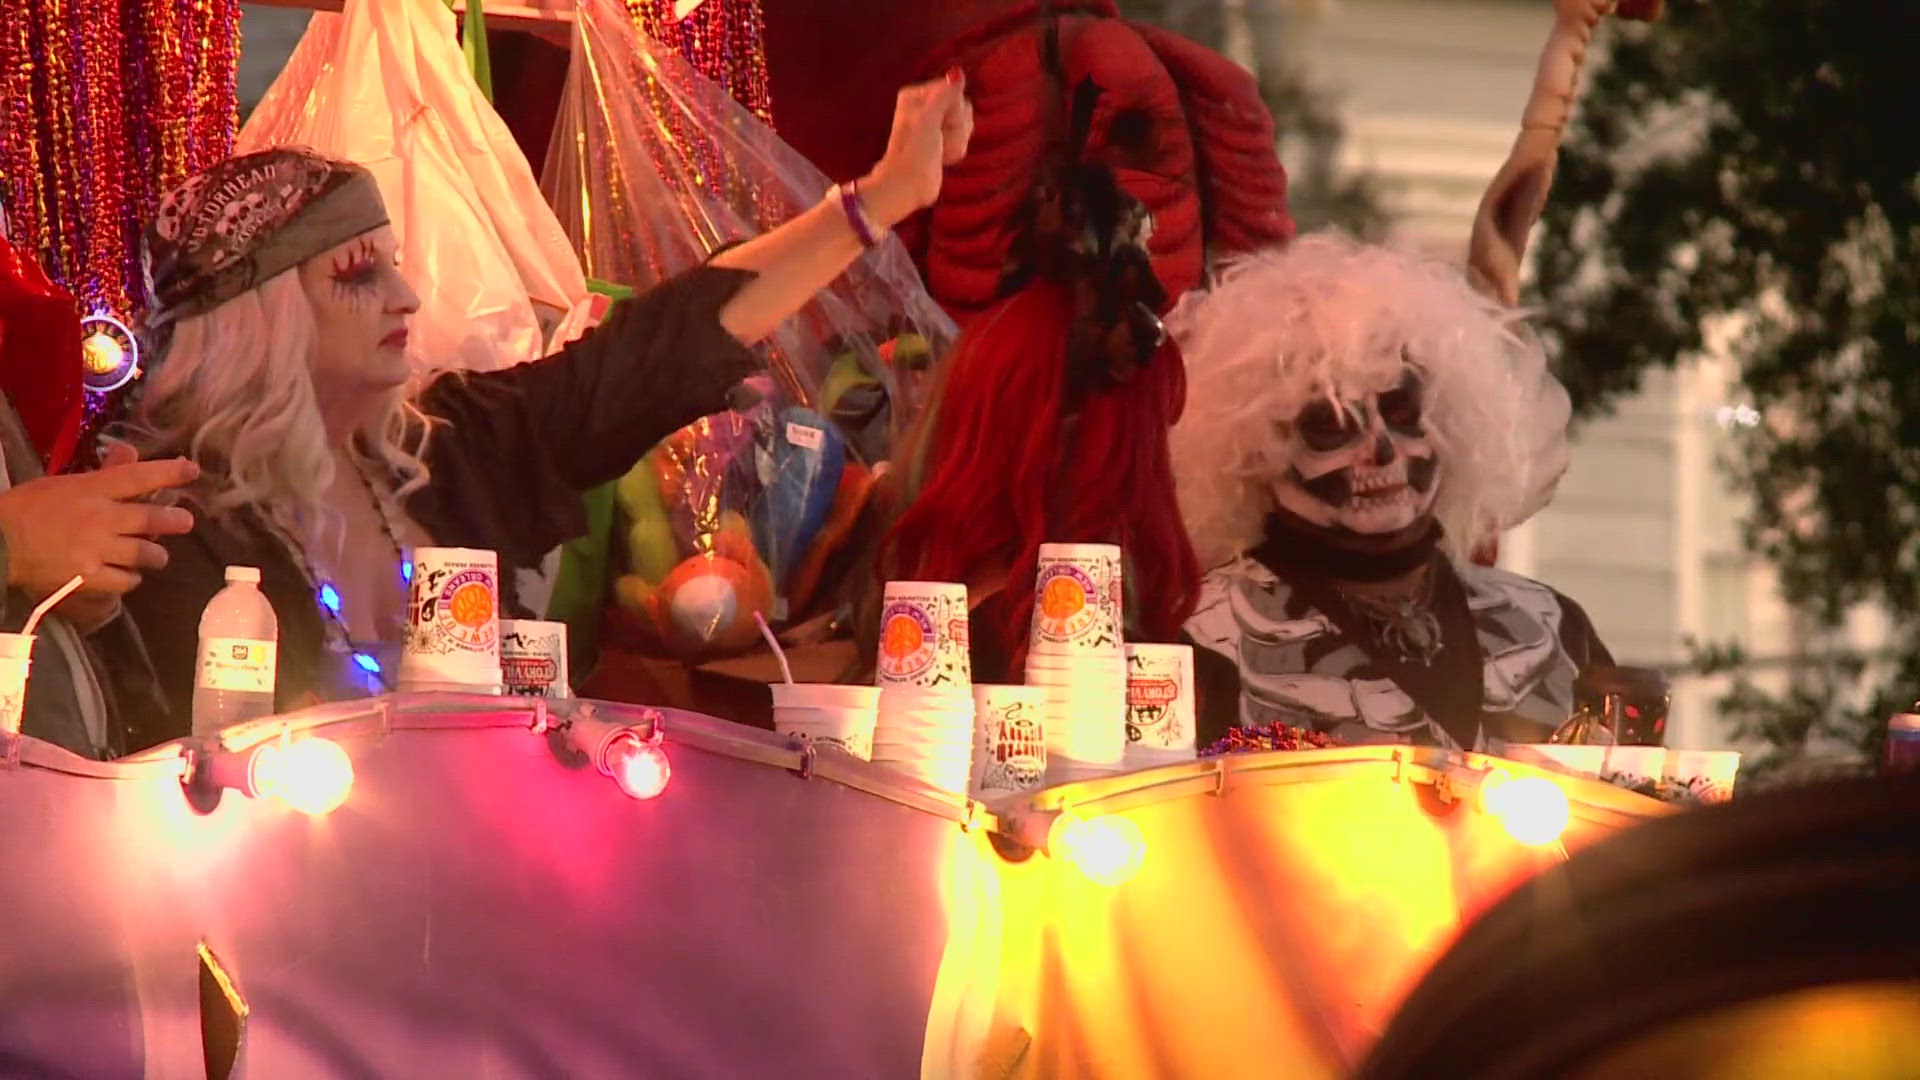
[860,69,976,229]
[0,444,197,630]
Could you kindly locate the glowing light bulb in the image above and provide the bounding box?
[1051,813,1147,887]
[254,738,355,816]
[1483,771,1571,847]
[82,331,125,376]
[606,735,671,800]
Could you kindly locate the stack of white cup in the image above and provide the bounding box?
[871,581,976,793]
[1124,643,1198,770]
[771,683,880,760]
[972,684,1048,797]
[399,547,504,694]
[1024,543,1127,784]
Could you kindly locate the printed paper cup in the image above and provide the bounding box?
[773,683,880,760]
[400,547,503,693]
[1124,744,1197,772]
[1029,544,1123,655]
[1027,642,1126,664]
[873,756,973,794]
[500,619,570,698]
[974,685,1048,796]
[879,685,975,709]
[0,632,34,739]
[1126,644,1196,751]
[1599,746,1667,793]
[1667,749,1741,803]
[1047,753,1126,786]
[1503,743,1606,780]
[876,581,972,689]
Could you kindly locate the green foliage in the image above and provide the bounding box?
[1534,0,1920,772]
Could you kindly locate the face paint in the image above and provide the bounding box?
[297,225,420,397]
[1271,366,1440,535]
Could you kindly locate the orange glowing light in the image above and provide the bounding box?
[1050,812,1147,887]
[1482,771,1570,847]
[253,738,355,816]
[82,331,125,376]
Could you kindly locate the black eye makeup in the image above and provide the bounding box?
[1296,397,1362,452]
[328,237,385,304]
[1377,369,1425,434]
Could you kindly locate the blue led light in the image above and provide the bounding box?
[352,653,382,674]
[401,560,414,584]
[319,583,342,614]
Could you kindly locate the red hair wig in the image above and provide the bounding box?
[886,284,1198,661]
[881,4,1291,672]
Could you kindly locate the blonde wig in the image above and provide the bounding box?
[1169,232,1570,569]
[129,270,432,554]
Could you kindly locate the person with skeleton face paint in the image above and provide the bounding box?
[1168,234,1611,752]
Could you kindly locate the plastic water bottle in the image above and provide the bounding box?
[192,566,279,738]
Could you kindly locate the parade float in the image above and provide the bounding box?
[2,1,1855,1077]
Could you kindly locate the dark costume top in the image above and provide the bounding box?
[1184,516,1612,752]
[121,266,757,750]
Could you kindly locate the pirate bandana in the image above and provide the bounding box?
[142,149,388,336]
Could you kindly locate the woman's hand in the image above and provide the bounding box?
[860,70,975,230]
[708,71,972,344]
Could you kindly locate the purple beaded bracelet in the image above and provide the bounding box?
[836,180,883,249]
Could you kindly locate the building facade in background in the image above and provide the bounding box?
[1296,0,1796,749]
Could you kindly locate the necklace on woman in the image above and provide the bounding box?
[1335,562,1444,667]
[259,456,412,694]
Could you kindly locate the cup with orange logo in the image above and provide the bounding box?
[875,581,972,690]
[1029,543,1123,656]
[399,547,504,694]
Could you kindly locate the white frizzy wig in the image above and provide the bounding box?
[1168,232,1571,569]
[130,270,432,554]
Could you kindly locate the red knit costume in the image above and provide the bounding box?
[884,2,1294,676]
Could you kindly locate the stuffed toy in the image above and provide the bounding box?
[610,422,776,656]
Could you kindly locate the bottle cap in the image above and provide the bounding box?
[224,566,262,584]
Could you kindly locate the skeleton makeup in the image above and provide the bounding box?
[1270,364,1440,535]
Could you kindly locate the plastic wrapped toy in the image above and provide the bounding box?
[544,0,955,661]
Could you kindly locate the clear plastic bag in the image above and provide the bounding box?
[544,0,954,659]
[236,0,589,375]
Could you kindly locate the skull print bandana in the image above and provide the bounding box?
[142,149,388,337]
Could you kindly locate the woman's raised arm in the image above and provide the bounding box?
[711,71,973,344]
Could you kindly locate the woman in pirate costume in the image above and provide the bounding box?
[115,73,974,747]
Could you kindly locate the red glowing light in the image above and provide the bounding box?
[606,735,671,800]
